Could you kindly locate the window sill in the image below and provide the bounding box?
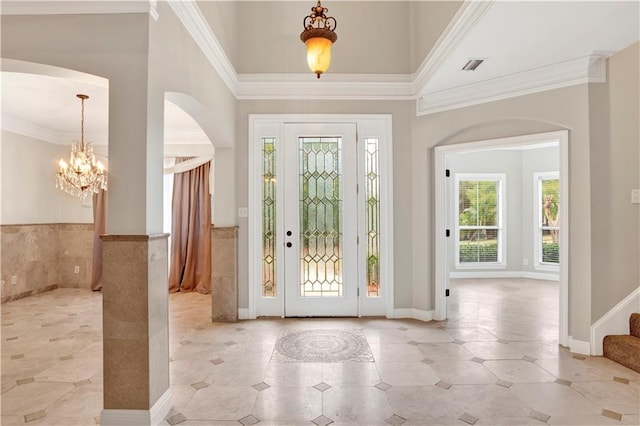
[534,264,559,272]
[455,264,507,270]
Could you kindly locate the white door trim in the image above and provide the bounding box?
[434,130,569,347]
[248,114,394,319]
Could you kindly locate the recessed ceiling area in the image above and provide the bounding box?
[1,1,638,124]
[421,0,640,94]
[1,72,212,148]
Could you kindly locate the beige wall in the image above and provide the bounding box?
[2,7,237,234]
[409,1,463,73]
[412,84,593,340]
[590,42,640,321]
[233,1,412,74]
[235,99,415,309]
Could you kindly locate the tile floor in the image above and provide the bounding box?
[1,278,639,425]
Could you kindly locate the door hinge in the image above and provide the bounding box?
[446,229,450,237]
[445,169,450,177]
[445,289,450,297]
[356,184,359,194]
[357,235,360,245]
[357,287,360,297]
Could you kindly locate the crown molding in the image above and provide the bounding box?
[411,0,495,94]
[166,0,606,110]
[417,54,608,116]
[2,114,112,145]
[236,73,414,100]
[166,0,239,94]
[2,114,63,144]
[0,1,154,16]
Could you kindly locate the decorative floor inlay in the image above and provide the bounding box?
[166,413,187,425]
[375,382,392,391]
[238,414,260,426]
[190,381,209,390]
[386,414,407,426]
[529,410,550,422]
[252,382,270,391]
[459,412,479,425]
[613,376,630,384]
[601,409,622,421]
[272,329,374,363]
[24,410,46,423]
[313,382,332,392]
[312,415,334,426]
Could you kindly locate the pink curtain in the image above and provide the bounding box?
[91,189,107,291]
[168,160,212,294]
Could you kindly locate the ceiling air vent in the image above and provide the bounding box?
[462,59,484,71]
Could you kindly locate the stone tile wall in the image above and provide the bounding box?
[0,224,94,303]
[211,226,238,321]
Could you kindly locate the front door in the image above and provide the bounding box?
[283,123,358,316]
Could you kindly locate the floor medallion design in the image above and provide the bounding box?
[272,329,374,363]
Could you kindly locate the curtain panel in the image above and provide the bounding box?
[168,160,212,294]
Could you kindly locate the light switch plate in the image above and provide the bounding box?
[632,189,640,205]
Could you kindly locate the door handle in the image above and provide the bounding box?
[286,242,292,248]
[286,230,292,236]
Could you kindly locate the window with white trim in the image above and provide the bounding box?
[535,172,560,269]
[455,174,505,266]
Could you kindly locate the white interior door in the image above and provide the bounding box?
[283,123,358,316]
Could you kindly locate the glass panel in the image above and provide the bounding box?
[299,137,343,297]
[459,229,499,263]
[458,179,500,263]
[458,180,499,227]
[540,178,560,264]
[365,138,380,297]
[541,179,560,228]
[541,229,560,264]
[262,138,276,297]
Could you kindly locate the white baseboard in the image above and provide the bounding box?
[393,308,434,322]
[590,286,640,356]
[449,271,559,281]
[101,389,172,426]
[238,308,250,320]
[568,336,591,355]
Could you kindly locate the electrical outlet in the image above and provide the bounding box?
[522,259,528,266]
[74,266,80,274]
[632,189,640,205]
[11,275,17,285]
[238,207,248,218]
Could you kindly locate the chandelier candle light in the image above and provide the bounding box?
[300,0,337,79]
[56,94,107,199]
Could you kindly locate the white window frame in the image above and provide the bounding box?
[534,172,560,271]
[454,173,506,269]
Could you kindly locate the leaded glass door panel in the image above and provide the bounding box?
[283,123,358,316]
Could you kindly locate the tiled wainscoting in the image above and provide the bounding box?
[211,226,238,321]
[0,224,94,303]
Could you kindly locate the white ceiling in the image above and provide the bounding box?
[1,0,639,144]
[422,1,640,94]
[1,71,211,146]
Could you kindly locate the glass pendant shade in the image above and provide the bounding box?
[300,1,337,79]
[305,37,333,78]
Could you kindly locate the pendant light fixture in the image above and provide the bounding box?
[300,0,337,79]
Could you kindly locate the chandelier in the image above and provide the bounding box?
[300,0,337,79]
[56,94,107,199]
